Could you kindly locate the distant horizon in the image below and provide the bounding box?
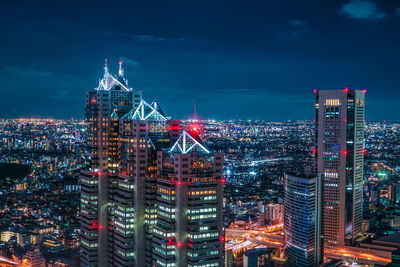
[2,116,397,123]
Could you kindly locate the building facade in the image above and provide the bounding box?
[80,61,223,266]
[152,129,224,266]
[314,89,365,247]
[284,173,322,266]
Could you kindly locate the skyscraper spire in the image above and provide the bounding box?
[194,101,197,121]
[118,60,124,77]
[104,58,108,75]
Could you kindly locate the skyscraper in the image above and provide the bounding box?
[81,60,137,267]
[284,172,323,266]
[152,128,224,266]
[314,88,365,248]
[81,61,223,266]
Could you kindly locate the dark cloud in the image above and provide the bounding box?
[277,19,311,40]
[339,0,386,20]
[1,65,52,78]
[120,57,140,67]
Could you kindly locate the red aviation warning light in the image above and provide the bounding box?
[362,89,367,94]
[177,241,182,248]
[313,89,317,94]
[166,238,175,246]
[312,148,317,154]
[220,178,226,184]
[177,180,183,186]
[220,235,225,242]
[344,87,349,93]
[342,150,348,156]
[362,148,366,155]
[90,221,98,229]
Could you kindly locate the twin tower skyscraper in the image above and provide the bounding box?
[80,61,224,267]
[284,88,366,266]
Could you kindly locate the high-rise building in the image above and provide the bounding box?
[81,61,223,266]
[284,172,323,267]
[314,88,365,247]
[152,128,224,266]
[80,60,137,266]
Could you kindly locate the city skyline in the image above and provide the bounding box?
[1,0,400,120]
[1,1,400,266]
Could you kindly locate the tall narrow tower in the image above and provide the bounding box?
[314,89,365,248]
[152,128,224,266]
[80,61,139,266]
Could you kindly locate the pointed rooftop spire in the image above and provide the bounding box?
[104,58,108,75]
[169,130,210,154]
[194,101,197,121]
[118,60,124,77]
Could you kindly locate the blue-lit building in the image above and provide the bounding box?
[284,172,322,266]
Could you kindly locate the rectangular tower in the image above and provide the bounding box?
[314,89,365,248]
[152,130,224,267]
[284,172,323,266]
[81,61,138,267]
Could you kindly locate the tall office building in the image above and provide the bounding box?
[152,128,224,266]
[81,60,137,267]
[314,89,365,247]
[284,172,323,266]
[81,61,223,266]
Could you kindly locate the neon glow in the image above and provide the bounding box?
[130,99,167,121]
[169,130,210,154]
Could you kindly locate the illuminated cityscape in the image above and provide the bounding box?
[3,98,400,265]
[2,0,400,267]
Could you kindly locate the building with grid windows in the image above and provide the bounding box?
[80,61,223,267]
[314,89,365,248]
[284,172,323,266]
[152,129,224,267]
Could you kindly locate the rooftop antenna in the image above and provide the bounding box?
[194,101,197,122]
[104,58,108,75]
[103,58,109,90]
[118,60,124,77]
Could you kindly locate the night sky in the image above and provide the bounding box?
[0,0,399,121]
